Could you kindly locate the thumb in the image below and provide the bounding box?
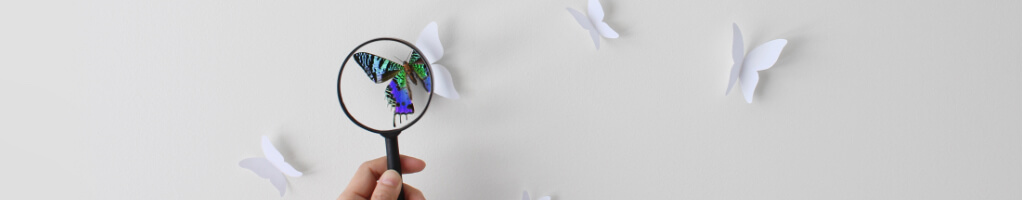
[370,170,403,200]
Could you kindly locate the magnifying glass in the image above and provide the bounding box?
[337,38,433,200]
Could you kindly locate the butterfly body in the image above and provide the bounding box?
[353,51,432,126]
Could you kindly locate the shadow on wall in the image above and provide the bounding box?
[751,23,820,102]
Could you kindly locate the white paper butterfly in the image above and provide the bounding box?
[239,136,303,196]
[523,191,551,200]
[725,23,788,103]
[416,21,460,99]
[567,0,619,49]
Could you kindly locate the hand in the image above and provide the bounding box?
[338,155,427,200]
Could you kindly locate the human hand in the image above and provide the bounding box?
[337,155,427,200]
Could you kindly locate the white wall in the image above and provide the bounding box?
[1,0,1019,199]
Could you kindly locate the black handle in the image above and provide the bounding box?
[384,135,405,200]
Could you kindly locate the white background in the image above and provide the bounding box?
[1,0,1019,199]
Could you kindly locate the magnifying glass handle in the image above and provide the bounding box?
[384,135,405,200]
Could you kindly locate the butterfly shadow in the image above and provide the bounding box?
[433,19,465,99]
[600,0,629,38]
[753,27,816,102]
[268,131,308,175]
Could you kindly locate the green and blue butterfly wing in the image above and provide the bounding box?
[407,52,432,93]
[354,52,403,83]
[354,52,414,117]
[351,51,435,125]
[385,74,414,115]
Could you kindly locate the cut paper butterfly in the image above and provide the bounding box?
[567,0,619,49]
[353,49,432,126]
[725,23,787,103]
[523,191,551,200]
[239,136,303,196]
[415,22,460,99]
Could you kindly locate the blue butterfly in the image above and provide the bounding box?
[353,51,432,126]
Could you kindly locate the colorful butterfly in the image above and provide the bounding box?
[353,50,432,126]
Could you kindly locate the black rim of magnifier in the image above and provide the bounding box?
[337,37,434,138]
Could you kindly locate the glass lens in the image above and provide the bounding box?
[338,38,433,132]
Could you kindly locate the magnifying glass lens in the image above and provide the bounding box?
[338,38,434,133]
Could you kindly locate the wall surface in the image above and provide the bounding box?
[1,0,1019,199]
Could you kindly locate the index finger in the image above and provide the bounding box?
[340,155,426,199]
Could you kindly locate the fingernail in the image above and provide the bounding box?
[378,170,401,186]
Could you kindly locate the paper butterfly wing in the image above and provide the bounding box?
[726,23,745,95]
[587,0,604,23]
[415,22,461,99]
[743,39,787,71]
[567,8,595,31]
[261,136,303,177]
[738,69,759,103]
[567,8,601,49]
[429,63,459,99]
[594,22,618,38]
[739,39,787,103]
[523,191,551,200]
[354,52,404,83]
[415,22,443,63]
[239,157,288,196]
[588,0,618,38]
